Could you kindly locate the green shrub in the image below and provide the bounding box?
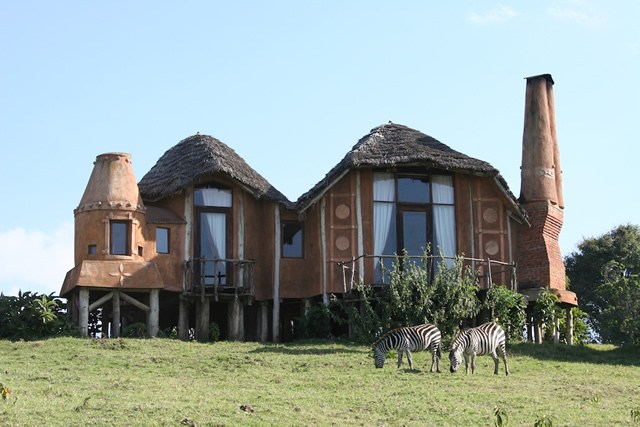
[484,285,528,341]
[0,291,77,340]
[209,322,220,342]
[123,322,147,338]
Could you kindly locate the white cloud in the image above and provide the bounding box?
[468,5,518,24]
[0,223,74,296]
[548,0,606,27]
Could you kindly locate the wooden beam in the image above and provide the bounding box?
[120,291,150,312]
[89,292,114,312]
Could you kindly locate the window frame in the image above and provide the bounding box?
[156,227,170,254]
[110,220,131,256]
[281,220,304,259]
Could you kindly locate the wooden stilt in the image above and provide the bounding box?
[178,296,189,341]
[112,290,121,338]
[148,289,159,337]
[195,297,210,342]
[79,289,89,337]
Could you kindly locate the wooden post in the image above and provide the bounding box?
[147,289,159,337]
[553,316,560,344]
[112,290,121,338]
[259,301,269,343]
[228,297,245,341]
[195,296,210,342]
[566,307,574,345]
[272,205,281,343]
[303,298,312,315]
[79,289,89,337]
[178,296,190,340]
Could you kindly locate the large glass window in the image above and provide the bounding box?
[195,183,232,285]
[282,221,303,258]
[110,221,130,255]
[373,171,455,282]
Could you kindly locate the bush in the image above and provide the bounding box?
[0,291,77,340]
[123,322,147,338]
[484,285,528,341]
[384,251,481,341]
[209,322,220,342]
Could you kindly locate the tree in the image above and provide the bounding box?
[565,224,640,345]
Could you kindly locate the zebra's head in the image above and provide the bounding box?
[448,346,463,373]
[373,345,387,368]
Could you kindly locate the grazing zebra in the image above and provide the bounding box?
[448,322,509,376]
[372,323,442,372]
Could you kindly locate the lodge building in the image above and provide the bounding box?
[61,74,577,342]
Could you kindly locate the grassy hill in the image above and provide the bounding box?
[1,338,639,426]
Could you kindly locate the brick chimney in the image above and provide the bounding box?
[517,75,575,304]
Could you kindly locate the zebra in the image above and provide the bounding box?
[448,322,509,376]
[372,323,442,372]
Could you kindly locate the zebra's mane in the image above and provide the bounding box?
[448,327,471,350]
[371,326,408,348]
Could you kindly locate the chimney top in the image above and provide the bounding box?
[525,74,554,85]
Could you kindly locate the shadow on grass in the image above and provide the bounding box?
[250,339,365,355]
[508,341,640,366]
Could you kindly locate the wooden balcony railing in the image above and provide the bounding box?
[337,254,517,293]
[186,257,256,301]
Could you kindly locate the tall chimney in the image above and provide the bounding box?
[518,74,567,293]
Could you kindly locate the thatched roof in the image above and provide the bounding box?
[296,123,527,222]
[138,134,291,205]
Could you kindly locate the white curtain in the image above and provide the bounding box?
[200,188,232,207]
[373,172,395,281]
[432,175,456,267]
[203,212,226,284]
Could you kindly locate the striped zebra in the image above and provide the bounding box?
[372,323,442,372]
[448,322,509,376]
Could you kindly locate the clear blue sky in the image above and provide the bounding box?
[1,1,638,296]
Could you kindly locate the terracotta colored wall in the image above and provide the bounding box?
[242,190,276,301]
[145,222,185,292]
[517,200,566,291]
[74,208,146,266]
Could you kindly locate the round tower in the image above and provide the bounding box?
[73,153,147,265]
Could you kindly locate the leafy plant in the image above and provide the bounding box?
[0,291,77,340]
[384,250,481,341]
[493,405,508,426]
[533,288,560,341]
[209,322,220,342]
[631,408,640,423]
[534,413,555,426]
[484,285,527,341]
[122,322,147,338]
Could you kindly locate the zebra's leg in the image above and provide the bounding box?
[430,343,440,373]
[501,347,509,376]
[406,350,414,370]
[397,351,403,368]
[470,353,477,374]
[491,351,500,375]
[464,353,470,374]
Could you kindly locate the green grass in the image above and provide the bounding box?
[1,338,639,426]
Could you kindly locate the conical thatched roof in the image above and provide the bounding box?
[296,123,526,221]
[138,134,290,205]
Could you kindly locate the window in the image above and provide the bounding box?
[194,183,232,285]
[110,221,130,255]
[373,170,456,282]
[88,245,97,255]
[156,227,169,254]
[282,221,303,258]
